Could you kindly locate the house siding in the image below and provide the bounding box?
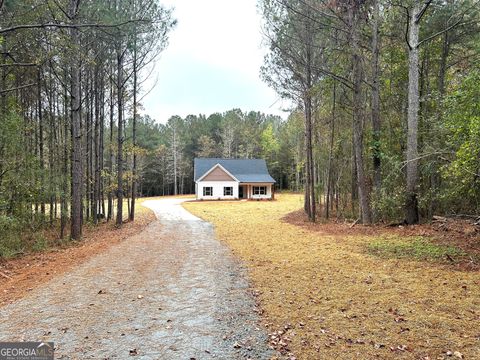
[202,166,235,181]
[197,181,239,200]
[245,183,273,199]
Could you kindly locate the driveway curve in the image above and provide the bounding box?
[0,198,274,359]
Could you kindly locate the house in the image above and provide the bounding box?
[194,158,276,200]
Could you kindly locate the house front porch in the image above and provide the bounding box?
[238,183,274,200]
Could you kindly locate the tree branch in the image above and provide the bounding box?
[0,18,152,34]
[417,20,466,48]
[0,83,37,94]
[415,0,433,24]
[405,7,412,50]
[0,63,38,67]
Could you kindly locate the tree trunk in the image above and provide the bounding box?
[371,0,381,193]
[438,28,450,96]
[303,19,316,222]
[47,65,55,225]
[94,64,100,224]
[99,76,106,218]
[69,0,82,240]
[326,81,336,219]
[38,68,45,217]
[116,48,124,226]
[173,125,178,196]
[129,35,138,222]
[61,72,68,239]
[405,2,420,224]
[349,2,372,224]
[107,79,114,221]
[85,74,91,222]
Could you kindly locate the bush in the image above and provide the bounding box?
[0,215,24,258]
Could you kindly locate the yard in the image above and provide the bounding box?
[184,194,480,360]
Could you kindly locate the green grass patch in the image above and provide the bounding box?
[367,236,466,261]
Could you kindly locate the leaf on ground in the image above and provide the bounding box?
[447,351,464,359]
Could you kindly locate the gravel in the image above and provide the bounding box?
[0,198,275,359]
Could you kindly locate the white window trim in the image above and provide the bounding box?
[253,186,267,195]
[203,186,213,196]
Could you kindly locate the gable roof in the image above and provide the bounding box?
[197,163,239,182]
[194,158,276,183]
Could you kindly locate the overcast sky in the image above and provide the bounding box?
[141,0,288,123]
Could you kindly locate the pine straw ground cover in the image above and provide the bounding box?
[183,194,480,360]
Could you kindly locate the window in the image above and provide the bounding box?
[224,186,233,196]
[203,187,213,196]
[253,186,267,195]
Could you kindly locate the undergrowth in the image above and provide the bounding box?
[367,236,466,261]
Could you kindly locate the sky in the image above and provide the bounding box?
[141,0,288,123]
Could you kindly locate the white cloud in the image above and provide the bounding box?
[141,0,288,123]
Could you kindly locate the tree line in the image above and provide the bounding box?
[1,0,479,256]
[0,0,175,250]
[260,0,480,223]
[124,111,287,197]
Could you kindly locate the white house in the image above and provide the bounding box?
[194,158,276,200]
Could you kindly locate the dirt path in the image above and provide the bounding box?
[0,198,274,359]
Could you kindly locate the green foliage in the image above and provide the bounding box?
[371,152,405,221]
[0,215,55,259]
[367,236,466,261]
[441,70,480,212]
[0,215,24,258]
[0,214,48,258]
[32,235,48,252]
[0,111,42,218]
[261,123,280,155]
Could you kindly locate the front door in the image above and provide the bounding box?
[239,185,245,199]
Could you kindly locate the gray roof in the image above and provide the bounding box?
[194,158,276,183]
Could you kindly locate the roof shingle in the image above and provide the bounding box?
[194,158,276,183]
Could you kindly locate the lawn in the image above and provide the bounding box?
[184,194,480,360]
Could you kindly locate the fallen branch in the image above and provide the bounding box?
[448,214,479,219]
[350,218,360,228]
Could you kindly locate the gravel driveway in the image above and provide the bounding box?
[0,198,274,359]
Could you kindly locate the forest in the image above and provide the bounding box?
[257,0,480,224]
[1,0,480,255]
[0,0,176,250]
